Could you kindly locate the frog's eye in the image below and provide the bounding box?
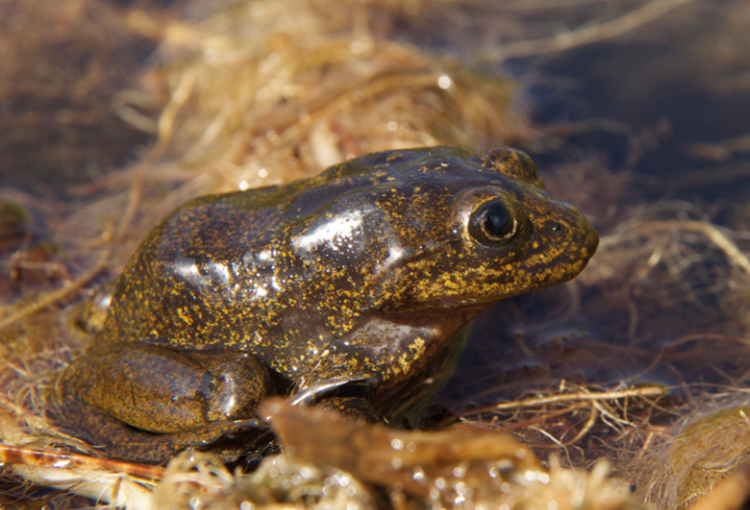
[468,199,518,245]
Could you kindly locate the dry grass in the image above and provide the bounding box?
[2,0,750,509]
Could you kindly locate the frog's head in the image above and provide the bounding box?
[359,146,600,315]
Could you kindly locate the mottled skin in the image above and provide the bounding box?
[52,146,598,462]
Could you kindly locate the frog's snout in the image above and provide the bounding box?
[551,202,599,268]
[573,207,599,258]
[581,218,600,260]
[523,199,599,287]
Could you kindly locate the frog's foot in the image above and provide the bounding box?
[48,394,272,463]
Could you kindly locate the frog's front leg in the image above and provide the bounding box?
[53,342,271,447]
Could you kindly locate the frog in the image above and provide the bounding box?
[50,146,599,463]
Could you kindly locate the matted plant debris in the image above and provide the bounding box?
[2,0,750,509]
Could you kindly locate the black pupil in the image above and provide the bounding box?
[482,204,510,237]
[470,200,515,243]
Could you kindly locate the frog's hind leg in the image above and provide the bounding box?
[49,342,272,462]
[49,392,272,463]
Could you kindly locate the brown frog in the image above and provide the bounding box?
[51,146,599,462]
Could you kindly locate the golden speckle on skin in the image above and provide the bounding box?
[177,308,192,325]
[394,337,427,376]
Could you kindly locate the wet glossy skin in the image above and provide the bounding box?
[52,146,599,462]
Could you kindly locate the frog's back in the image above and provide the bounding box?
[98,153,414,354]
[102,185,294,351]
[101,148,467,352]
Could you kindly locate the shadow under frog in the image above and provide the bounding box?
[50,146,599,463]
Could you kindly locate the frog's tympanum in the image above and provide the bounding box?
[51,147,599,462]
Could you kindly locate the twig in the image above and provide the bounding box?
[491,386,667,411]
[0,251,110,332]
[478,0,697,61]
[617,221,750,277]
[0,444,164,481]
